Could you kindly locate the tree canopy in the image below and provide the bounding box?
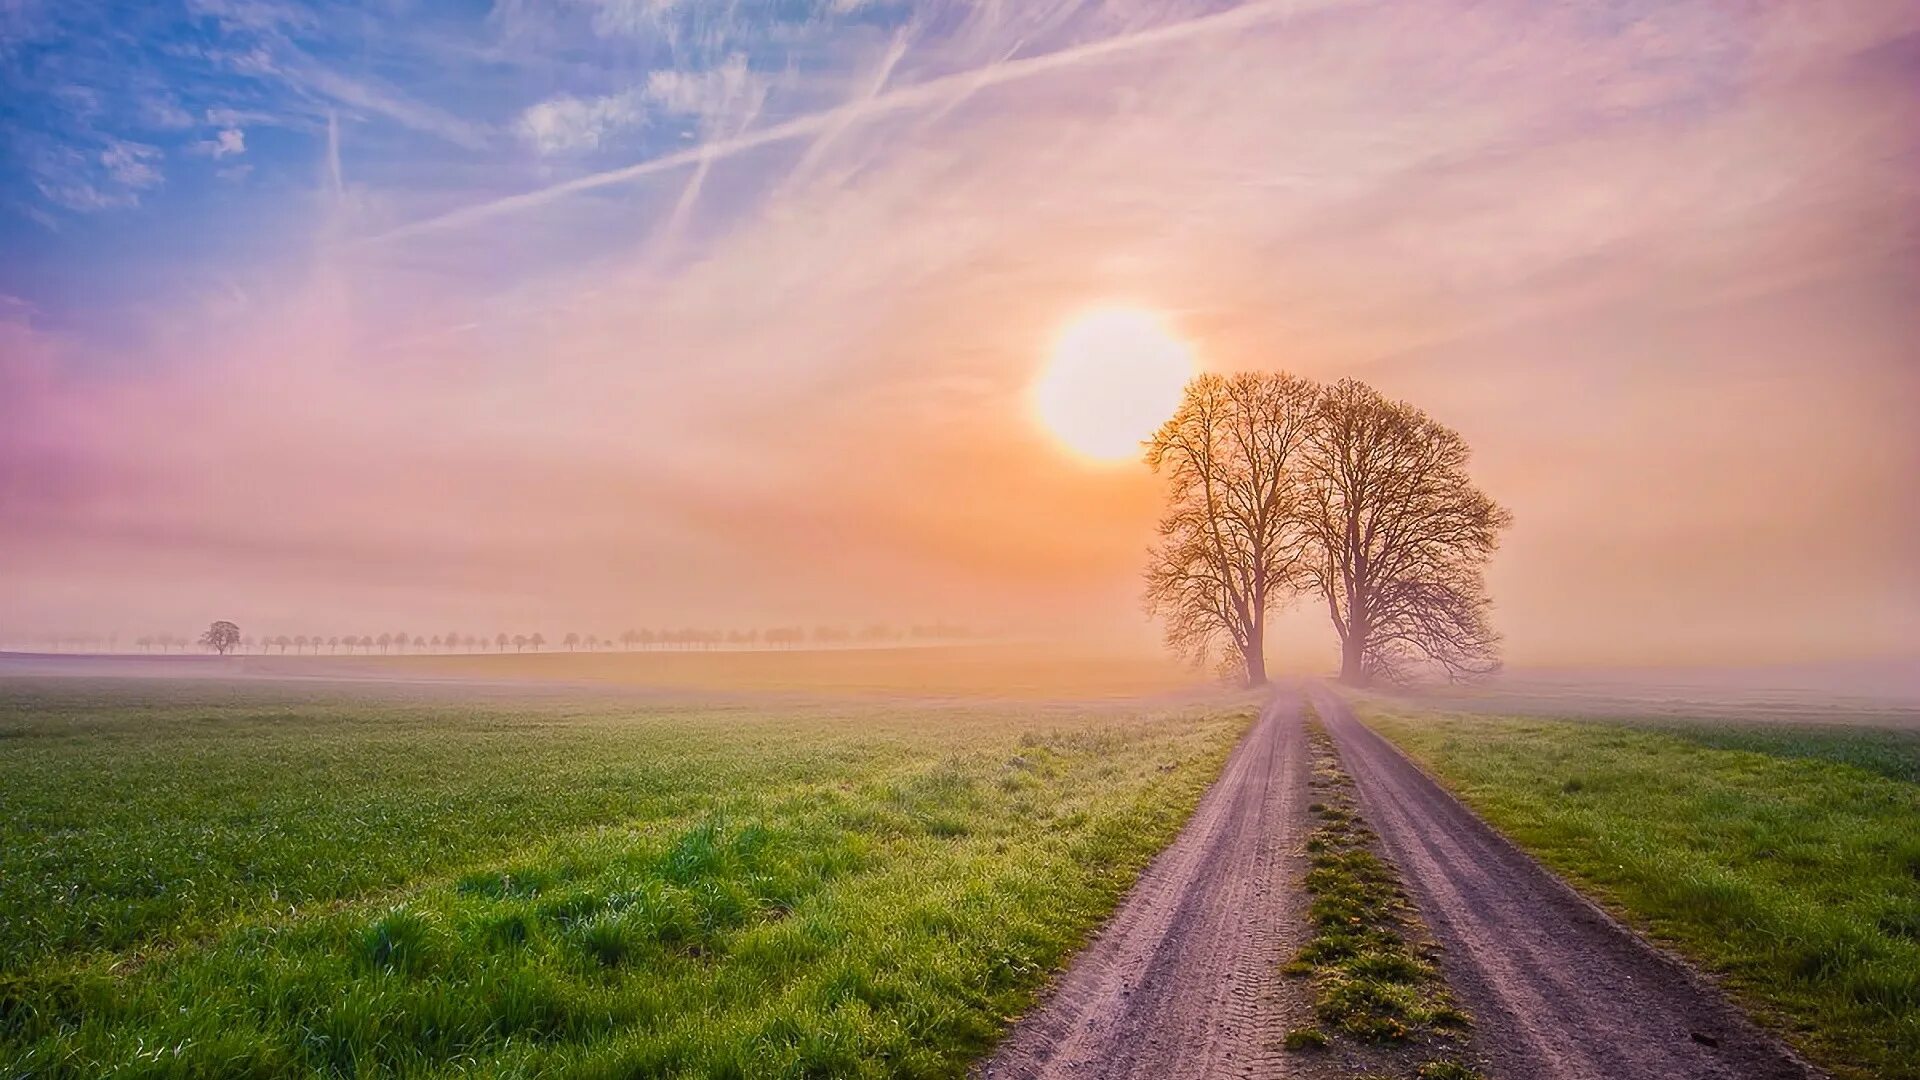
[1144,373,1509,686]
[199,620,241,655]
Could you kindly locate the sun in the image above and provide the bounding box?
[1033,305,1196,463]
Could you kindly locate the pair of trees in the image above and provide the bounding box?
[1144,374,1511,687]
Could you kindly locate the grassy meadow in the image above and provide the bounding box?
[0,673,1250,1078]
[1358,699,1920,1080]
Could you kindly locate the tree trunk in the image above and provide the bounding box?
[1338,631,1367,686]
[1242,634,1268,687]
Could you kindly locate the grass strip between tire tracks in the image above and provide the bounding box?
[1281,703,1483,1080]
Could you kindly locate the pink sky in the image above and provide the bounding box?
[2,0,1917,666]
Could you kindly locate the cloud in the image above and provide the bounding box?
[192,126,246,158]
[24,136,163,212]
[99,137,163,187]
[204,106,279,128]
[644,53,765,127]
[516,89,645,154]
[140,96,196,130]
[574,0,680,40]
[279,53,492,149]
[184,0,317,35]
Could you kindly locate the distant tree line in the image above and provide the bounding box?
[82,621,981,656]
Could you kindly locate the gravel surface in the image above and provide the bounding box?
[982,694,1308,1079]
[1308,685,1824,1080]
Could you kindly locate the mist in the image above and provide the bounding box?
[4,1,1916,670]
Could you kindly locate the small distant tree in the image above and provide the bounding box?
[293,634,309,654]
[496,632,509,652]
[512,634,528,652]
[377,632,392,653]
[200,621,242,655]
[563,632,580,651]
[530,632,546,652]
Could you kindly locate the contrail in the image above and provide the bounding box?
[367,0,1343,244]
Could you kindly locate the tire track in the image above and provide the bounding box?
[1308,685,1824,1080]
[980,692,1308,1080]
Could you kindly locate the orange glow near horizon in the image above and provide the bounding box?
[1033,306,1197,464]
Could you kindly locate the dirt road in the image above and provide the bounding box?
[985,684,1823,1079]
[982,694,1309,1079]
[1307,685,1821,1080]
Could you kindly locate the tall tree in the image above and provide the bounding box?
[1300,379,1512,685]
[1143,371,1319,686]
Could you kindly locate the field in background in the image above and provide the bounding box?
[0,677,1251,1077]
[1396,660,1920,730]
[1358,697,1920,1080]
[0,642,1210,701]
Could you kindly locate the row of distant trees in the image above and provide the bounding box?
[120,622,979,656]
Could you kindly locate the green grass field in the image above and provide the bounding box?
[1358,699,1920,1080]
[0,677,1250,1078]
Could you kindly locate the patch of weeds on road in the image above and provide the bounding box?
[1282,704,1482,1080]
[1283,1026,1330,1050]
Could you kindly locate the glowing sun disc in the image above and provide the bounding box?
[1034,305,1195,463]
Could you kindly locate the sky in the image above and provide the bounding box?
[2,0,1917,666]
